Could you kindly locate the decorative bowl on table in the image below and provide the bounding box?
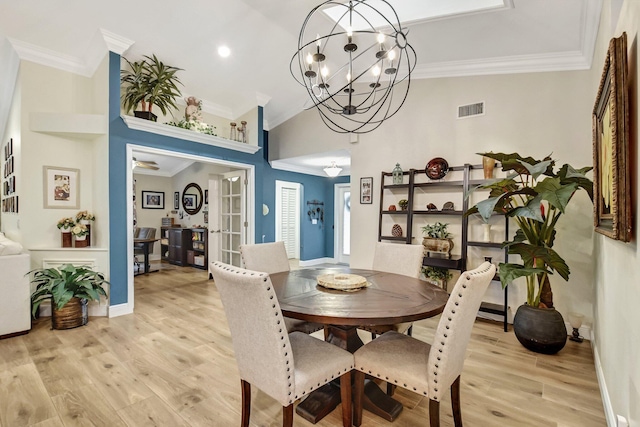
[317,274,370,292]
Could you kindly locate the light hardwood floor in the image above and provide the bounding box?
[0,263,606,426]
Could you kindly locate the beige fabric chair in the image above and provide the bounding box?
[239,242,324,335]
[211,262,354,427]
[353,262,496,427]
[361,242,425,338]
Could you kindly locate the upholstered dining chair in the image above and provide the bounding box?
[211,262,354,427]
[353,262,496,427]
[361,242,425,339]
[240,242,325,335]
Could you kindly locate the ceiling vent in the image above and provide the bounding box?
[458,102,485,119]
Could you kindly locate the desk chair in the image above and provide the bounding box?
[240,242,325,335]
[211,262,354,427]
[134,227,156,273]
[353,262,496,427]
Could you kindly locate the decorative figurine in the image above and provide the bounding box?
[426,203,437,211]
[392,163,403,184]
[388,205,397,211]
[184,96,202,122]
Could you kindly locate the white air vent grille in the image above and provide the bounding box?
[458,102,485,118]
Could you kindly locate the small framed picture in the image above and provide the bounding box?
[174,191,180,210]
[43,166,80,209]
[360,177,373,204]
[205,189,209,205]
[142,191,165,209]
[183,194,196,208]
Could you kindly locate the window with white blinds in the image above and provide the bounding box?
[276,181,301,259]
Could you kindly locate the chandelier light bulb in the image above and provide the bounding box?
[321,66,329,77]
[347,26,353,38]
[377,32,386,44]
[372,65,381,76]
[306,53,313,65]
[387,50,396,61]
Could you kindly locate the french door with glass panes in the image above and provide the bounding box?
[220,170,246,267]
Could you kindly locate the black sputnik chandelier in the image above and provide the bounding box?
[291,0,416,134]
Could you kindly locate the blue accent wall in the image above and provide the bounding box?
[108,52,348,305]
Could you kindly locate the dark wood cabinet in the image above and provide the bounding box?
[161,227,208,269]
[378,163,510,331]
[161,227,190,266]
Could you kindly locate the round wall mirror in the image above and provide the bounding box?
[182,183,203,215]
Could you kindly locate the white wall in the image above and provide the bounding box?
[592,1,640,425]
[271,53,596,325]
[134,173,173,257]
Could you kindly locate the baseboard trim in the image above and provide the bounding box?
[108,302,133,318]
[299,257,336,267]
[591,331,616,427]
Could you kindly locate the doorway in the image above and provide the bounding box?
[335,183,350,265]
[127,145,255,311]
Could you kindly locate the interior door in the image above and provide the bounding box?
[275,181,301,259]
[220,170,246,267]
[335,183,351,264]
[207,177,221,275]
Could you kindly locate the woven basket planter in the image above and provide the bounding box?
[51,297,88,330]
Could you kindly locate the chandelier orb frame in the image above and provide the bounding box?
[291,0,417,134]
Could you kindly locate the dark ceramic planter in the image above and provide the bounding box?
[134,111,158,122]
[513,304,567,354]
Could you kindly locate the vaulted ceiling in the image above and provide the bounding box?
[1,0,601,133]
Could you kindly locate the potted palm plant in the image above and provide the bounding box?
[121,54,183,122]
[29,264,109,329]
[467,152,592,354]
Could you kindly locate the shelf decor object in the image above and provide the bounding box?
[425,157,449,180]
[360,177,373,204]
[317,273,370,292]
[290,0,417,133]
[482,155,496,179]
[392,163,403,184]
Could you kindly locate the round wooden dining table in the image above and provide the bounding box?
[269,267,450,424]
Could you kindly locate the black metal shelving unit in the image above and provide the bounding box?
[378,164,510,331]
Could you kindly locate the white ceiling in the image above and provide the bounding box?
[0,0,602,175]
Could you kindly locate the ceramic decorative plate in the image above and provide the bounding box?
[426,157,449,180]
[317,274,370,292]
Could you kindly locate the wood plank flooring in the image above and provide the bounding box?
[0,263,606,426]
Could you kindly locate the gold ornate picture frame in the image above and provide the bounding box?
[592,32,631,242]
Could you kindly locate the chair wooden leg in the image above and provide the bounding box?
[386,382,397,396]
[282,403,294,427]
[353,370,365,427]
[429,399,440,427]
[241,380,251,427]
[324,326,329,341]
[407,325,413,336]
[451,375,462,427]
[371,332,377,340]
[339,370,353,427]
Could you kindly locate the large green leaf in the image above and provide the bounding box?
[534,178,578,213]
[507,243,570,280]
[509,195,544,222]
[477,152,555,176]
[517,159,553,180]
[558,164,594,202]
[497,263,548,288]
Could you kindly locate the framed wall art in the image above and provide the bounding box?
[592,32,631,242]
[174,191,180,210]
[43,166,80,209]
[360,177,373,204]
[142,191,165,209]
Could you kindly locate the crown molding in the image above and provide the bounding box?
[100,29,134,55]
[8,37,91,76]
[270,159,350,178]
[0,41,20,141]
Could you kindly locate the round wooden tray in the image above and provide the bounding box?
[317,273,370,292]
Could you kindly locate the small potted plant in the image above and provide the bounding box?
[57,217,75,248]
[75,211,95,224]
[29,264,109,329]
[71,223,89,247]
[422,266,452,289]
[398,199,409,210]
[422,222,454,257]
[121,54,183,122]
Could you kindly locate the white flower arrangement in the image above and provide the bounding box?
[57,217,76,230]
[71,223,89,237]
[166,118,218,136]
[76,210,95,221]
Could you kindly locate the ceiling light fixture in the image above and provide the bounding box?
[218,46,231,58]
[291,0,416,134]
[323,162,342,177]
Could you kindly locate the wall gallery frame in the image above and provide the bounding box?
[43,166,80,209]
[142,191,165,209]
[592,32,631,242]
[360,177,373,204]
[174,192,180,210]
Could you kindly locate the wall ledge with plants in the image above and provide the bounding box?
[120,115,261,154]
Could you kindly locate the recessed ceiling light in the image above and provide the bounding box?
[218,46,231,58]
